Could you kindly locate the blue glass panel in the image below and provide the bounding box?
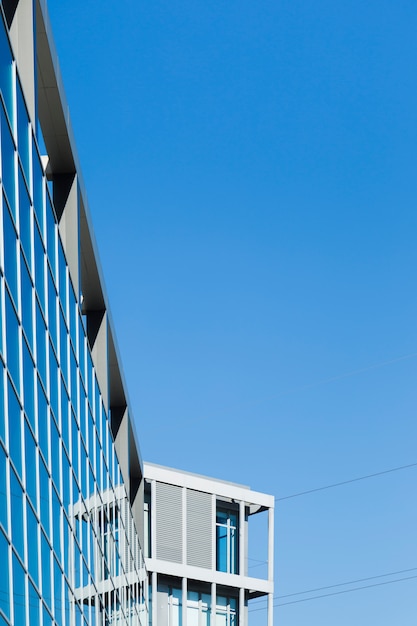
[80,439,87,500]
[43,604,53,626]
[3,201,18,306]
[32,139,44,236]
[35,301,46,386]
[23,337,35,430]
[18,167,32,270]
[57,239,67,319]
[39,459,50,537]
[0,528,10,619]
[49,340,59,420]
[28,580,40,625]
[51,486,61,560]
[41,530,51,608]
[68,280,77,351]
[70,346,77,412]
[10,467,24,559]
[12,552,26,625]
[47,267,57,351]
[0,366,4,444]
[61,376,69,453]
[88,408,94,469]
[71,412,79,476]
[24,418,37,508]
[0,280,3,358]
[7,378,22,476]
[53,556,62,617]
[50,416,60,494]
[46,193,57,282]
[0,14,13,126]
[21,254,34,352]
[27,502,39,587]
[6,291,20,392]
[37,378,48,463]
[0,445,7,530]
[34,221,45,312]
[59,309,68,386]
[78,314,85,385]
[16,79,30,183]
[62,448,70,508]
[1,104,16,217]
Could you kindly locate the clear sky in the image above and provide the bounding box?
[48,1,417,623]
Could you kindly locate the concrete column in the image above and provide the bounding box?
[268,506,274,626]
[8,0,36,124]
[151,480,157,559]
[152,571,157,626]
[239,587,245,626]
[212,493,216,570]
[239,500,245,576]
[55,173,80,299]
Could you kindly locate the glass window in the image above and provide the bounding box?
[41,530,51,609]
[71,411,79,476]
[16,78,30,184]
[28,580,40,625]
[21,254,34,352]
[39,458,50,538]
[3,201,18,306]
[12,551,26,625]
[24,418,37,509]
[50,417,60,495]
[46,193,57,281]
[69,280,77,351]
[47,267,57,350]
[51,486,61,561]
[26,501,39,587]
[59,308,68,386]
[7,378,22,477]
[1,104,16,217]
[0,444,7,531]
[32,139,45,237]
[70,345,78,412]
[23,337,35,431]
[0,528,10,619]
[49,340,59,421]
[10,467,24,560]
[18,166,32,270]
[58,239,67,321]
[34,220,46,313]
[54,556,62,619]
[37,378,48,463]
[0,14,14,126]
[0,365,5,444]
[216,508,238,574]
[35,301,47,387]
[6,284,20,398]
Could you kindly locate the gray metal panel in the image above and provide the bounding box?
[186,489,212,569]
[155,482,183,563]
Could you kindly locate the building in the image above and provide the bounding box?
[143,464,274,626]
[0,2,274,626]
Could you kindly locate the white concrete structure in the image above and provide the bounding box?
[144,464,274,626]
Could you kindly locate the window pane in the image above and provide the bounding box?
[21,254,34,353]
[27,501,39,587]
[3,201,18,306]
[7,378,22,477]
[10,467,24,559]
[0,445,7,531]
[18,166,32,269]
[12,551,26,625]
[0,529,10,619]
[6,287,20,391]
[16,79,30,183]
[24,418,37,508]
[23,337,35,431]
[1,104,16,217]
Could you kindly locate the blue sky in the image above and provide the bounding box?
[48,0,417,623]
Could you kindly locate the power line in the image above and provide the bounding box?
[249,567,417,604]
[249,575,417,611]
[276,462,417,501]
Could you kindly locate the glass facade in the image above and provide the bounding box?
[0,7,147,626]
[216,509,238,575]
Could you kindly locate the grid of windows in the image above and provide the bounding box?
[0,9,147,626]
